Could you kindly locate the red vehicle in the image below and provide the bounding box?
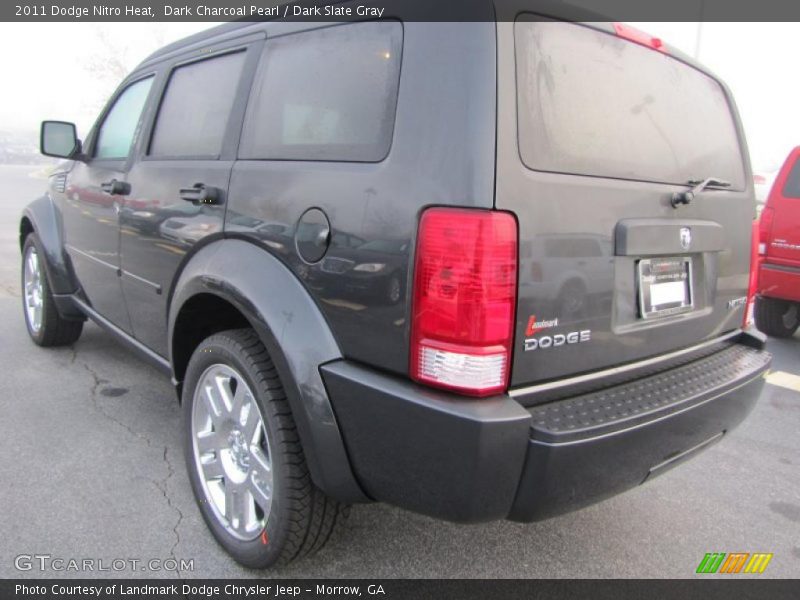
[756,146,800,337]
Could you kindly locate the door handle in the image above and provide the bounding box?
[101,179,130,195]
[179,183,223,205]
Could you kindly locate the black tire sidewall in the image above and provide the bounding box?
[182,332,293,569]
[756,296,800,338]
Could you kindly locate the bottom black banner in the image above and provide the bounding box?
[2,579,799,600]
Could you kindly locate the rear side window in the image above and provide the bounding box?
[150,51,246,157]
[515,19,745,188]
[95,77,153,160]
[782,159,800,199]
[239,21,402,162]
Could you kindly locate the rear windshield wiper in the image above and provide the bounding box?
[671,177,732,208]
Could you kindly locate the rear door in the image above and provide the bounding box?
[762,148,800,266]
[496,18,754,390]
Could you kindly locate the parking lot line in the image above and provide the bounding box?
[765,370,800,392]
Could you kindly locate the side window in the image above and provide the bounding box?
[149,51,246,158]
[94,77,154,160]
[782,159,800,199]
[239,21,403,162]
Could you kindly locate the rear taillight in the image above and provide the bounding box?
[613,23,665,52]
[758,206,775,256]
[410,208,518,397]
[745,219,760,328]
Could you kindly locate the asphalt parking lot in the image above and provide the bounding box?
[1,164,798,579]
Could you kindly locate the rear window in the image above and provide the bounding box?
[515,19,745,188]
[239,21,402,162]
[782,159,800,199]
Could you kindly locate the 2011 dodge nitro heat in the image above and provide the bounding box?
[21,3,770,568]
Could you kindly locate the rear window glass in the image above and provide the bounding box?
[150,51,246,157]
[239,21,402,162]
[783,159,800,199]
[515,19,745,188]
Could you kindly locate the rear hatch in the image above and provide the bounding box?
[495,18,755,395]
[761,147,800,265]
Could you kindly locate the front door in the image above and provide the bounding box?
[120,44,257,356]
[62,76,155,332]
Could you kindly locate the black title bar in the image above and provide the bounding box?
[6,0,800,22]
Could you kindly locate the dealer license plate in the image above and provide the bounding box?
[638,257,693,318]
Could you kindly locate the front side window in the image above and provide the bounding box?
[239,21,403,162]
[150,51,246,157]
[94,77,153,160]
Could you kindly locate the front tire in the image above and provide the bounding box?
[21,233,83,347]
[182,329,347,568]
[755,296,800,338]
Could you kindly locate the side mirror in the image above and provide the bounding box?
[40,121,81,159]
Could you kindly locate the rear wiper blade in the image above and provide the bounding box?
[671,177,732,208]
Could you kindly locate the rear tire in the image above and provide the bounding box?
[755,296,800,338]
[21,233,83,347]
[182,328,348,568]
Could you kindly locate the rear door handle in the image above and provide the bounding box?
[179,183,223,205]
[100,179,130,195]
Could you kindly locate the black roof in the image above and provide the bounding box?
[137,22,257,69]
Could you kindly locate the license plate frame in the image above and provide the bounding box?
[638,256,694,319]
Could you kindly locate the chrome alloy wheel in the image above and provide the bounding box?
[23,245,44,333]
[191,364,273,541]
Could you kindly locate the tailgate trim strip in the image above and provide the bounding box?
[508,330,740,398]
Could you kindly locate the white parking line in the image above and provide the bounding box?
[765,370,800,392]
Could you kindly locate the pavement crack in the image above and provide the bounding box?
[81,361,183,577]
[158,445,184,577]
[0,283,18,297]
[81,362,151,447]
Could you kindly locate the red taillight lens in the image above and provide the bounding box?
[745,219,760,328]
[613,23,665,52]
[410,208,518,397]
[758,206,775,256]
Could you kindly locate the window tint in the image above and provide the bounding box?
[515,19,745,187]
[783,159,800,199]
[240,21,402,162]
[95,77,153,160]
[150,52,246,157]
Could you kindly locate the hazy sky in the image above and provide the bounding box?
[640,22,800,173]
[0,21,796,172]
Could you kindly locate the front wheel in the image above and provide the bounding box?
[21,233,83,347]
[755,296,800,338]
[182,329,348,568]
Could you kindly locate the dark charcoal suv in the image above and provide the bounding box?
[21,10,771,568]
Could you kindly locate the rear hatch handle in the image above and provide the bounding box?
[671,177,732,208]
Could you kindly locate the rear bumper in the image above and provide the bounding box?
[758,261,800,302]
[322,332,771,523]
